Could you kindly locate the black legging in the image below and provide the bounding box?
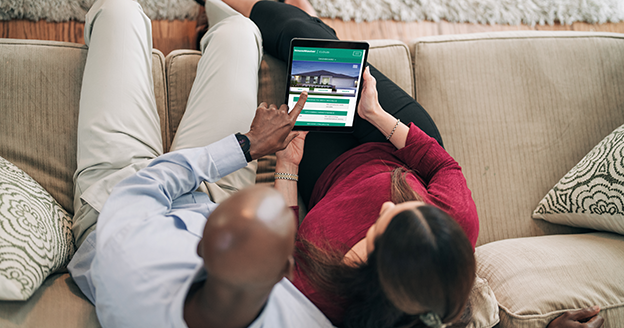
[250,1,444,208]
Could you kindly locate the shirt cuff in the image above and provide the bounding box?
[201,134,249,180]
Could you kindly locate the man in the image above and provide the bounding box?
[67,0,333,327]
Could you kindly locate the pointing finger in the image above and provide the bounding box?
[289,91,308,120]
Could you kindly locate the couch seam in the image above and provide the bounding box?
[411,34,624,46]
[498,300,624,321]
[0,41,87,50]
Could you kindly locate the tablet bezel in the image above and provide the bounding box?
[285,38,370,133]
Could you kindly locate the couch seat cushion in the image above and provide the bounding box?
[476,232,624,327]
[0,273,99,328]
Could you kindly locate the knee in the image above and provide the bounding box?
[280,16,336,41]
[87,0,147,28]
[85,0,149,45]
[201,16,262,53]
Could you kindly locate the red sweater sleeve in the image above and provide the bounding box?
[393,124,479,247]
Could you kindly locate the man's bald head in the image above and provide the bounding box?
[198,185,297,288]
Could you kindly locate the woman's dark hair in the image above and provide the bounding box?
[295,167,476,327]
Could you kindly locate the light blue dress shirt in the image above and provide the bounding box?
[68,135,334,328]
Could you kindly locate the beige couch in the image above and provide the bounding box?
[1,31,623,327]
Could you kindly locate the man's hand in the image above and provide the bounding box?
[547,306,604,328]
[244,92,307,160]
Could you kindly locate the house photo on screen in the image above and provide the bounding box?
[290,60,362,97]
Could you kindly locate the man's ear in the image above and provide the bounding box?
[283,255,295,280]
[197,239,204,259]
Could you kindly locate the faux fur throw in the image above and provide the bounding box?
[1,0,623,26]
[0,0,200,22]
[309,0,624,24]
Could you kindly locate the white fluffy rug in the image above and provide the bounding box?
[0,0,200,21]
[1,0,623,25]
[310,0,624,24]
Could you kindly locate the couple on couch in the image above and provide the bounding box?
[66,0,604,327]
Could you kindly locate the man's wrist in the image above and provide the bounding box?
[235,133,253,162]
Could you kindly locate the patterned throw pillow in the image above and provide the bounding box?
[532,124,624,235]
[0,156,74,300]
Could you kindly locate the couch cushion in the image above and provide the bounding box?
[409,31,624,246]
[533,123,624,235]
[366,39,414,98]
[0,273,99,328]
[475,232,624,327]
[0,39,167,215]
[0,156,74,301]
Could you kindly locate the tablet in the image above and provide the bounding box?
[285,38,369,132]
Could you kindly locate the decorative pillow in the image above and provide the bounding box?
[0,156,74,300]
[475,232,624,327]
[532,124,624,235]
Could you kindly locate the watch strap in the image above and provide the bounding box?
[235,133,253,162]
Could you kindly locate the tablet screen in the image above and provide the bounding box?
[286,39,369,132]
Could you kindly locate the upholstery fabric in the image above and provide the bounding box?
[409,31,624,246]
[533,123,624,235]
[0,273,100,328]
[476,232,624,328]
[0,156,74,301]
[366,39,414,98]
[0,39,167,215]
[0,40,85,214]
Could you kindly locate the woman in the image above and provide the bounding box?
[209,0,480,327]
[277,67,478,327]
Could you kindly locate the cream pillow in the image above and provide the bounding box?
[476,232,624,327]
[0,156,74,300]
[533,124,624,235]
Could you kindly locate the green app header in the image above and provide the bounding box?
[293,47,365,63]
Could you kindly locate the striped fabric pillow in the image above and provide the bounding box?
[0,156,74,300]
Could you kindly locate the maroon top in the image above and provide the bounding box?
[291,123,479,324]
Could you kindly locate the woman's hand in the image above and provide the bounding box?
[357,66,409,149]
[357,66,384,122]
[274,131,307,207]
[547,306,604,328]
[276,131,308,168]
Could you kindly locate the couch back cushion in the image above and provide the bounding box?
[409,31,624,246]
[0,39,167,214]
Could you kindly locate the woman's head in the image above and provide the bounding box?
[371,203,476,325]
[296,167,475,327]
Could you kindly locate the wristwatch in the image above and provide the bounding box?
[235,133,253,162]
